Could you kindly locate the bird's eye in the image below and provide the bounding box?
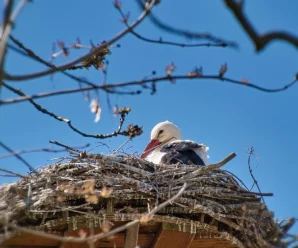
[158,130,164,136]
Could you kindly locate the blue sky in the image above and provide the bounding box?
[1,0,298,236]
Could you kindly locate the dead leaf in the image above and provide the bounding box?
[90,99,102,123]
[101,185,113,198]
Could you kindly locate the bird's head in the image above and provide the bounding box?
[141,121,181,159]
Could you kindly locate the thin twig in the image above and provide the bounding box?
[0,140,34,172]
[0,143,90,159]
[247,147,265,204]
[117,6,229,49]
[110,138,131,155]
[2,83,138,139]
[0,167,27,178]
[48,141,88,153]
[135,0,237,47]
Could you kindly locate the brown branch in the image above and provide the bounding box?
[3,0,157,82]
[174,153,236,185]
[2,83,140,139]
[116,6,229,49]
[8,183,187,243]
[0,140,34,172]
[1,72,297,106]
[223,170,250,191]
[0,143,90,159]
[225,0,298,51]
[135,0,238,47]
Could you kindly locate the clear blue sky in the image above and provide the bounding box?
[1,0,298,236]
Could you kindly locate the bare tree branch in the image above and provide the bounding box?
[225,0,298,52]
[0,141,34,172]
[135,0,238,47]
[8,35,102,89]
[3,0,157,82]
[1,73,297,106]
[2,83,142,139]
[116,5,229,49]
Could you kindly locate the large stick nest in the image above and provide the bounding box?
[0,152,294,247]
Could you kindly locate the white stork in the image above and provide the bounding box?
[140,121,209,166]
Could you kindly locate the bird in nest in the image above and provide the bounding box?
[141,121,209,166]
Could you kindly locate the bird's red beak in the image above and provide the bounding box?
[141,139,161,159]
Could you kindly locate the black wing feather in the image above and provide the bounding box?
[160,141,203,152]
[160,141,205,166]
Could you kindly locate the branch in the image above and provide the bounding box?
[0,0,27,89]
[135,0,237,47]
[0,140,34,172]
[225,0,298,51]
[175,152,236,184]
[8,36,101,89]
[48,140,91,154]
[8,183,187,243]
[0,167,28,179]
[0,143,90,160]
[2,83,142,139]
[247,147,265,204]
[1,72,297,105]
[3,0,157,82]
[116,6,229,49]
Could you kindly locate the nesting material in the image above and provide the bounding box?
[0,152,293,247]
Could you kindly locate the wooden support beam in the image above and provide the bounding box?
[200,213,205,223]
[60,228,101,248]
[1,246,58,248]
[123,223,139,248]
[153,228,195,248]
[107,198,114,214]
[2,233,62,247]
